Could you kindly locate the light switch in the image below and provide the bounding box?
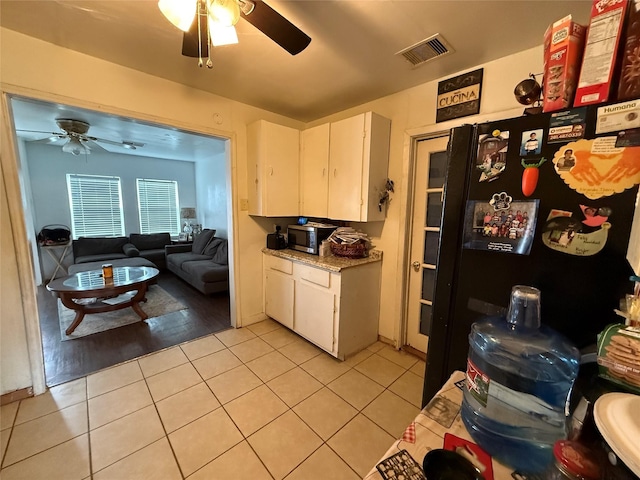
[240,199,249,211]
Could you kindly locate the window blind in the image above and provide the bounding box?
[136,178,180,235]
[66,174,125,238]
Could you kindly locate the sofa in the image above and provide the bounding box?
[72,233,172,269]
[165,229,229,294]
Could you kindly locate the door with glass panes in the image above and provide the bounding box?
[405,135,449,353]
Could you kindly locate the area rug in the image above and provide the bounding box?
[58,285,187,340]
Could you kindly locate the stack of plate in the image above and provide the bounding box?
[593,392,640,476]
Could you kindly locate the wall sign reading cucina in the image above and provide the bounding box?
[436,68,483,123]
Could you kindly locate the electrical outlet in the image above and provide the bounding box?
[240,199,249,211]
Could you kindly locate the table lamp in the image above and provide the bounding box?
[181,207,196,239]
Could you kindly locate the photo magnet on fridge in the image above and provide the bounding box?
[475,131,509,182]
[520,129,543,156]
[552,138,640,199]
[463,196,539,255]
[541,207,612,256]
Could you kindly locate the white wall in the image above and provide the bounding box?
[196,151,229,238]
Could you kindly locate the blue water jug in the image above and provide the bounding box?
[461,285,580,473]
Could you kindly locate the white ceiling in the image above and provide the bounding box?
[1,0,593,159]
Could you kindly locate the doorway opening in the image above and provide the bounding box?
[402,133,450,357]
[9,95,236,387]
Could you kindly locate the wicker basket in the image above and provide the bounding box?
[330,242,367,258]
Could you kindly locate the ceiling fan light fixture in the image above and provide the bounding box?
[158,0,197,31]
[238,0,255,16]
[62,137,90,156]
[207,0,240,27]
[208,20,238,46]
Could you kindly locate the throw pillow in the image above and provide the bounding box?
[211,238,228,265]
[191,229,216,254]
[202,237,223,257]
[122,243,140,257]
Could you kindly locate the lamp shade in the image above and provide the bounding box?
[207,0,240,27]
[62,137,90,156]
[158,0,197,32]
[209,21,238,46]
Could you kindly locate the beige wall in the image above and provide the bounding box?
[307,47,544,341]
[0,26,550,394]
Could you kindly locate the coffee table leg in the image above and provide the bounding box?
[130,284,150,320]
[59,294,87,335]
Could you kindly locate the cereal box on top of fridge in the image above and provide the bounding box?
[617,0,640,100]
[543,15,587,113]
[574,0,631,107]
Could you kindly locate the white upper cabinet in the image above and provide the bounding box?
[247,120,300,217]
[328,112,391,222]
[300,123,330,218]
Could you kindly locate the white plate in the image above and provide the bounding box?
[593,392,640,476]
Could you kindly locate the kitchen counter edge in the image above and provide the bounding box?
[262,248,382,272]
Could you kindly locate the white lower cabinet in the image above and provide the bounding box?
[264,269,294,330]
[263,253,380,359]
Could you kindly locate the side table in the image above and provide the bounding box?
[41,241,72,283]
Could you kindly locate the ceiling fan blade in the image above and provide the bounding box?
[182,13,208,58]
[241,0,311,55]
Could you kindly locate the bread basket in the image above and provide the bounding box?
[330,242,367,258]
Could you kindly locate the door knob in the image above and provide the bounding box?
[412,261,420,272]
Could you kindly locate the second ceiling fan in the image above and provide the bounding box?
[158,0,311,67]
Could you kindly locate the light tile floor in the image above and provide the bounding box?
[0,319,426,480]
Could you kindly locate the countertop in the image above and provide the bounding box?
[262,248,382,272]
[364,371,513,480]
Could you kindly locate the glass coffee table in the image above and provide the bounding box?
[47,266,160,335]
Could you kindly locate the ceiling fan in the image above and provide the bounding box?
[158,0,311,67]
[17,119,144,156]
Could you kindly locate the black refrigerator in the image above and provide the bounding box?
[422,103,639,403]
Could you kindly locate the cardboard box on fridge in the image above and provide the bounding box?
[574,0,631,107]
[543,15,587,113]
[617,0,640,100]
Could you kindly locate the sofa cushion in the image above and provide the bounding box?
[202,237,223,257]
[130,233,171,251]
[123,243,140,257]
[73,236,129,258]
[191,229,216,254]
[210,239,228,266]
[167,252,213,270]
[180,260,229,283]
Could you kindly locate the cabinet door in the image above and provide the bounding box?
[247,120,299,217]
[265,270,294,329]
[301,123,330,218]
[294,281,335,352]
[328,114,365,221]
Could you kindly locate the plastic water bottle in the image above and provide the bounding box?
[460,285,580,473]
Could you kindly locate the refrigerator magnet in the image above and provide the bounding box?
[519,129,543,156]
[541,208,611,256]
[552,138,640,199]
[462,197,539,255]
[475,131,509,182]
[521,157,547,197]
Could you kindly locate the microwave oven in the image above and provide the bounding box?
[287,223,337,255]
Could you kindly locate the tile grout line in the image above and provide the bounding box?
[140,356,188,480]
[1,325,424,478]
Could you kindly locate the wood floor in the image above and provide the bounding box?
[37,271,231,387]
